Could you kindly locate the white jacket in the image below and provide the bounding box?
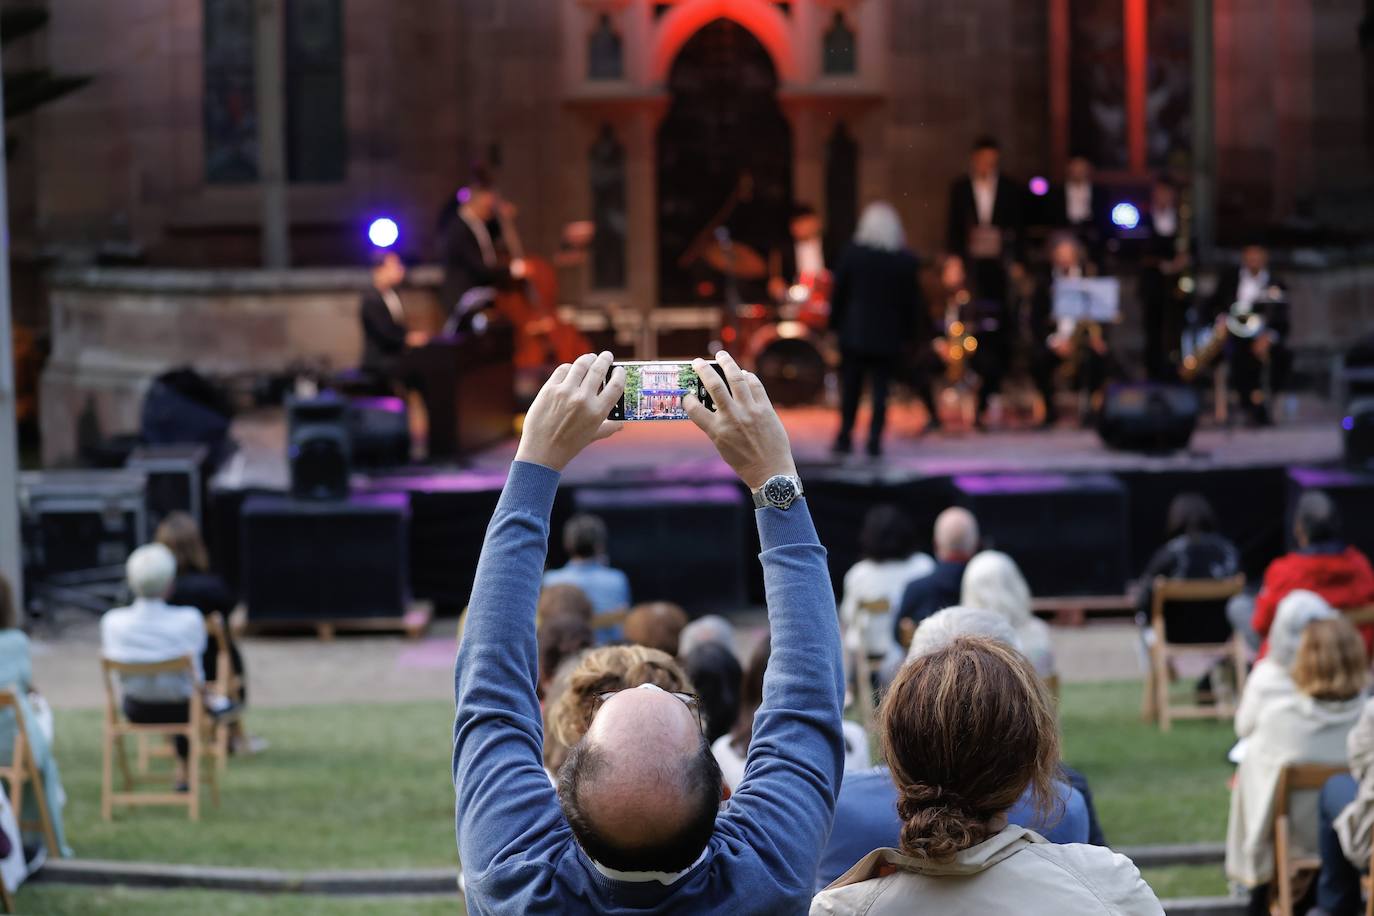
[810,825,1162,916]
[839,555,934,659]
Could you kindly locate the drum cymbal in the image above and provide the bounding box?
[701,239,769,280]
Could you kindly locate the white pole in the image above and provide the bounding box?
[0,51,26,619]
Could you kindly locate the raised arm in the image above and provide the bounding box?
[686,353,846,893]
[453,352,625,874]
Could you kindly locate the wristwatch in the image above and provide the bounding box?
[752,475,804,511]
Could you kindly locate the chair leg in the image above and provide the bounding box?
[136,733,149,775]
[101,730,114,822]
[24,755,58,858]
[114,733,134,790]
[1141,659,1158,723]
[1277,816,1292,916]
[1152,645,1172,732]
[186,732,200,823]
[0,874,13,913]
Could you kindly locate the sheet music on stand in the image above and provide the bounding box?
[1052,277,1122,324]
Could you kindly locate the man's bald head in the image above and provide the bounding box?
[558,685,723,872]
[933,507,980,562]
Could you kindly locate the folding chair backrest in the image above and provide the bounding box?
[0,691,25,785]
[856,599,891,616]
[1151,574,1247,644]
[1276,762,1349,819]
[205,613,232,697]
[1344,604,1374,628]
[101,656,199,722]
[592,609,628,633]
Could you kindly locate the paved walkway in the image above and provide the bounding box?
[32,612,1145,711]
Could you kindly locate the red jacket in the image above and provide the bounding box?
[1252,546,1374,657]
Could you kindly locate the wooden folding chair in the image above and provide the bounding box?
[1143,574,1248,731]
[136,620,241,783]
[100,656,216,821]
[1274,762,1349,916]
[850,599,890,731]
[591,609,628,636]
[0,690,58,859]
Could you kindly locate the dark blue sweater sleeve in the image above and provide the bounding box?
[720,500,845,893]
[453,461,567,878]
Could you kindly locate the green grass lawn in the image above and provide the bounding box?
[17,681,1238,912]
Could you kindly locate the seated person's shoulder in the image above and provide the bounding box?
[1026,842,1160,912]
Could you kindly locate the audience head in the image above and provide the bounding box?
[933,507,979,563]
[1291,616,1368,702]
[907,605,1022,663]
[1241,242,1269,275]
[0,574,15,631]
[854,202,906,254]
[960,551,1033,628]
[127,544,177,600]
[1294,490,1340,548]
[880,636,1058,861]
[1268,590,1338,670]
[624,602,690,657]
[1065,155,1093,184]
[1151,177,1179,211]
[538,614,594,700]
[790,203,822,241]
[1048,233,1085,273]
[678,614,736,659]
[729,634,771,755]
[563,513,609,562]
[940,253,968,291]
[155,511,211,575]
[969,136,1001,180]
[553,647,719,873]
[537,584,594,627]
[1165,492,1217,540]
[860,505,915,563]
[682,642,744,744]
[369,249,406,289]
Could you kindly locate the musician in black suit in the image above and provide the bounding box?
[946,136,1024,304]
[1047,156,1112,261]
[359,250,427,391]
[438,180,525,321]
[1207,243,1289,425]
[1028,234,1113,427]
[768,203,826,302]
[1139,178,1190,381]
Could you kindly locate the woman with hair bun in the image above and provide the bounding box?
[811,636,1162,915]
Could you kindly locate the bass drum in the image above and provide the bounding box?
[748,324,833,407]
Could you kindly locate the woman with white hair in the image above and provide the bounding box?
[1234,590,1337,740]
[960,550,1057,680]
[829,202,934,458]
[100,544,211,790]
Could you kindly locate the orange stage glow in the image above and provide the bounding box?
[652,0,797,82]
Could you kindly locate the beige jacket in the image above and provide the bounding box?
[809,825,1163,916]
[1335,697,1374,865]
[1225,692,1363,887]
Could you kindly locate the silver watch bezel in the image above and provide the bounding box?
[754,475,803,510]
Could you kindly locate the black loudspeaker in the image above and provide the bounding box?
[127,444,211,531]
[572,484,750,616]
[20,470,148,575]
[346,397,410,469]
[240,493,410,622]
[1343,399,1374,471]
[288,396,350,500]
[1097,383,1199,453]
[955,473,1129,597]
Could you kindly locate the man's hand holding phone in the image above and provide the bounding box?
[515,351,625,472]
[685,351,797,491]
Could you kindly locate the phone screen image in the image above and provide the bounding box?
[607,361,724,422]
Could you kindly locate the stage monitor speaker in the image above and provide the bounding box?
[1097,383,1198,453]
[347,397,410,469]
[127,444,211,532]
[20,470,148,575]
[955,473,1129,597]
[288,396,350,501]
[1343,399,1374,471]
[572,484,749,616]
[240,493,410,623]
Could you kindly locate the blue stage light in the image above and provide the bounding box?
[368,218,400,249]
[1111,202,1141,231]
[1344,416,1356,432]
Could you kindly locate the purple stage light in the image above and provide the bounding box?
[1029,176,1050,197]
[368,217,400,249]
[1344,416,1356,432]
[1111,202,1141,230]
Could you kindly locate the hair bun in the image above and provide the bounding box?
[896,783,990,862]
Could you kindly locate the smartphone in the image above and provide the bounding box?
[607,360,728,421]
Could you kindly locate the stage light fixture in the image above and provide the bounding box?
[1029,177,1050,197]
[1111,203,1141,231]
[1345,416,1356,432]
[368,218,400,249]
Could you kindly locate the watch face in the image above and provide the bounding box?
[763,476,797,508]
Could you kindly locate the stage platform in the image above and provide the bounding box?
[210,401,1356,617]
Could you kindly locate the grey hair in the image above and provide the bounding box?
[907,605,1023,663]
[677,615,735,659]
[1269,590,1338,669]
[933,507,980,559]
[127,543,177,600]
[854,202,907,253]
[961,551,1033,627]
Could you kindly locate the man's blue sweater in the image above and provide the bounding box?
[454,462,845,914]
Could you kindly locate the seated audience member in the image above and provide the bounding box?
[818,606,1092,890]
[839,506,935,687]
[1136,493,1242,644]
[543,644,694,777]
[895,507,980,637]
[623,602,690,656]
[543,513,631,638]
[714,635,868,791]
[454,351,845,914]
[537,614,594,704]
[1225,617,1368,914]
[678,614,735,658]
[536,583,594,627]
[960,550,1057,680]
[1252,491,1374,658]
[811,636,1161,914]
[100,545,214,790]
[0,575,71,857]
[682,642,743,744]
[1314,693,1374,916]
[1234,591,1336,740]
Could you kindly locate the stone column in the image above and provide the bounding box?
[0,57,23,616]
[256,0,290,268]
